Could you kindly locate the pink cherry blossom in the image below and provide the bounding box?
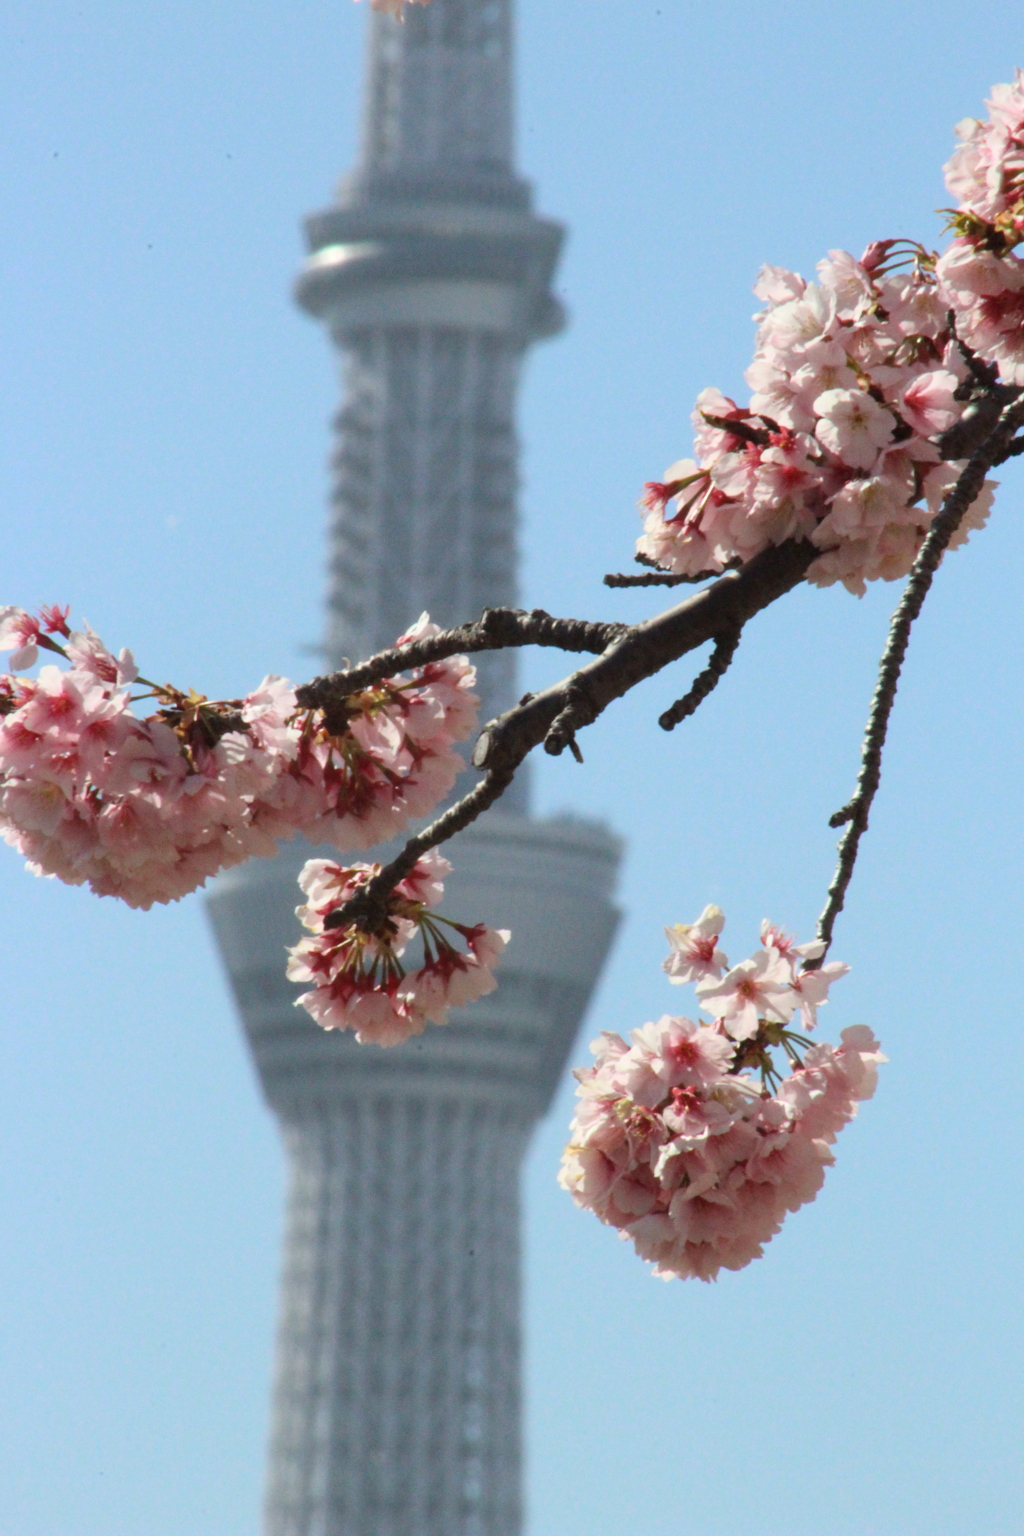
[663,903,728,984]
[814,389,895,470]
[287,850,509,1046]
[0,607,43,671]
[0,606,477,909]
[560,912,878,1282]
[636,233,998,596]
[615,1015,736,1104]
[759,920,825,967]
[786,959,850,1029]
[943,71,1024,224]
[932,76,1024,385]
[66,626,138,687]
[696,946,796,1039]
[898,370,962,437]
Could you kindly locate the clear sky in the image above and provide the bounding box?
[2,4,1024,1533]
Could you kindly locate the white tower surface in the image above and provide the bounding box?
[207,3,622,1533]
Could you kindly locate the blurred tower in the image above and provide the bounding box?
[207,3,621,1533]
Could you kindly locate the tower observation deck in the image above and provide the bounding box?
[207,3,621,1532]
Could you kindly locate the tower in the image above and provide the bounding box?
[206,3,621,1532]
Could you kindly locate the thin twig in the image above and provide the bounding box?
[324,765,517,932]
[605,570,706,589]
[947,310,1001,391]
[544,678,600,759]
[812,393,1024,961]
[700,412,772,446]
[295,607,627,719]
[472,540,814,771]
[993,434,1024,465]
[322,540,817,930]
[604,559,741,589]
[658,627,742,731]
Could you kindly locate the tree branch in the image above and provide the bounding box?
[812,393,1024,960]
[992,434,1024,466]
[307,373,1021,944]
[295,607,627,722]
[658,627,742,731]
[324,764,517,931]
[604,558,741,589]
[324,538,815,933]
[467,539,813,785]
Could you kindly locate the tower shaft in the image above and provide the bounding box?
[326,326,522,729]
[208,6,621,1533]
[268,1100,526,1536]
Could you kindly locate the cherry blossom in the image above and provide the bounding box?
[637,225,999,595]
[663,903,728,984]
[614,1015,736,1103]
[898,370,962,438]
[813,388,895,470]
[933,71,1024,386]
[939,243,1024,385]
[0,607,45,671]
[287,851,509,1046]
[943,69,1024,227]
[787,959,851,1030]
[560,909,881,1280]
[696,946,795,1040]
[0,606,477,909]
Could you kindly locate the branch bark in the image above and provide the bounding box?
[295,608,626,724]
[326,538,815,931]
[658,627,742,731]
[812,393,1024,959]
[300,374,1024,945]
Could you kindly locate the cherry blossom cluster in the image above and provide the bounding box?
[286,851,509,1046]
[638,75,1024,596]
[559,906,883,1281]
[937,69,1024,386]
[637,242,997,596]
[0,606,477,909]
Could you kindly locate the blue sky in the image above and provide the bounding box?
[2,4,1024,1533]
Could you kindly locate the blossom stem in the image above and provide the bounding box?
[658,626,742,731]
[813,392,1024,960]
[323,763,517,933]
[604,568,719,588]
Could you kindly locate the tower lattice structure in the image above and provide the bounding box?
[207,4,621,1532]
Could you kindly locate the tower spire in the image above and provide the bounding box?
[295,5,564,746]
[355,0,518,198]
[207,5,622,1532]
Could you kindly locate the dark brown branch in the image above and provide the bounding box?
[938,393,1010,459]
[323,764,517,931]
[295,607,627,719]
[946,310,1001,392]
[471,538,814,774]
[812,393,1024,961]
[938,317,1018,459]
[544,677,601,759]
[604,558,741,589]
[992,434,1024,465]
[605,569,706,589]
[325,539,816,932]
[659,627,742,731]
[700,411,772,447]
